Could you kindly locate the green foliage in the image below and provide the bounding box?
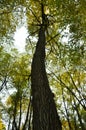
[0,0,86,129]
[0,120,5,130]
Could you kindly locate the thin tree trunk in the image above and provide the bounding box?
[12,100,18,130]
[7,117,11,130]
[22,95,32,130]
[31,3,62,130]
[62,88,72,130]
[74,101,85,130]
[18,97,22,130]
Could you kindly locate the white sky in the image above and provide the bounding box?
[13,25,69,53]
[14,26,28,52]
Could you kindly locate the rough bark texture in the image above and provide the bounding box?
[31,4,62,130]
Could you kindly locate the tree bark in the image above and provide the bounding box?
[31,3,62,130]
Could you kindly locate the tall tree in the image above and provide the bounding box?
[31,2,62,130]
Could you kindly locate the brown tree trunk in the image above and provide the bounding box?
[31,3,62,130]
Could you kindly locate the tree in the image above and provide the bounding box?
[31,2,62,130]
[0,51,32,129]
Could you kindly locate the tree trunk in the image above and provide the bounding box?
[31,3,62,130]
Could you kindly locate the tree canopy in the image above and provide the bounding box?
[0,0,86,130]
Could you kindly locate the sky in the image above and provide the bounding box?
[13,25,69,53]
[14,26,28,52]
